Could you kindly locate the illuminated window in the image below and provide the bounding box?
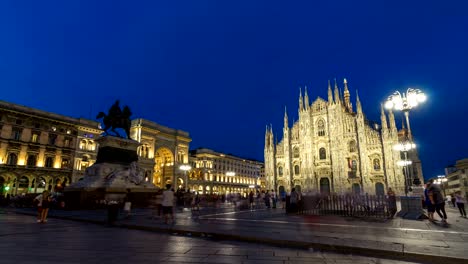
[62,159,69,168]
[31,133,39,143]
[80,140,87,150]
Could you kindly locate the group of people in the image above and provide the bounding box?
[424,179,467,223]
[248,189,279,209]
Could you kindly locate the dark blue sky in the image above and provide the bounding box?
[1,1,467,179]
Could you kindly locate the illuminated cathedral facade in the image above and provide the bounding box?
[264,79,422,196]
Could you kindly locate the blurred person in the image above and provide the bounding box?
[455,191,466,218]
[162,184,175,224]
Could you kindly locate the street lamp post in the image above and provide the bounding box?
[385,88,426,194]
[384,88,427,140]
[395,141,416,196]
[179,164,191,191]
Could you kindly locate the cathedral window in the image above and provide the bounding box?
[317,120,325,136]
[278,166,283,176]
[293,147,299,158]
[294,165,300,175]
[373,158,381,171]
[319,148,326,160]
[349,140,357,152]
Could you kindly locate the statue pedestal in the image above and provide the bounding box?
[65,136,158,209]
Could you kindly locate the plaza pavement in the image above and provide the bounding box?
[0,212,422,264]
[5,203,468,264]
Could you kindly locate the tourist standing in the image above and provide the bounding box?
[455,191,466,218]
[33,192,44,223]
[39,191,51,223]
[387,188,397,217]
[162,184,175,224]
[264,190,271,209]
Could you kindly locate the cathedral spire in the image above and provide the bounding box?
[328,80,334,105]
[304,86,309,110]
[356,89,362,115]
[344,78,352,112]
[388,108,397,133]
[284,106,289,129]
[334,78,341,104]
[380,104,388,130]
[298,87,304,112]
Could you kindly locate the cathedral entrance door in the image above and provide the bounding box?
[375,182,385,196]
[319,178,330,195]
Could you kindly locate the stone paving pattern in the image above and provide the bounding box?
[4,203,468,263]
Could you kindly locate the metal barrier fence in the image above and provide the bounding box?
[289,194,396,219]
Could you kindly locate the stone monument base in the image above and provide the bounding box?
[64,136,158,209]
[65,187,158,209]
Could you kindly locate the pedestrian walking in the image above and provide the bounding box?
[191,191,201,212]
[248,191,254,209]
[289,188,299,214]
[424,183,435,221]
[264,190,271,208]
[271,189,277,209]
[455,191,466,218]
[428,179,448,223]
[450,194,456,208]
[162,184,175,224]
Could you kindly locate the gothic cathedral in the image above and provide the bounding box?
[264,79,416,196]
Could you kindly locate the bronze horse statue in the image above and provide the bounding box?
[96,100,132,139]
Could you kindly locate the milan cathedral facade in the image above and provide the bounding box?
[264,79,422,196]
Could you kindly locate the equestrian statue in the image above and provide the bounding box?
[96,100,132,139]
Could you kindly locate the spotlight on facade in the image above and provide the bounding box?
[226,171,236,177]
[397,160,413,167]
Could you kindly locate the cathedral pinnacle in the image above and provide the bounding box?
[334,78,340,104]
[304,86,309,109]
[298,87,304,112]
[356,89,362,115]
[380,103,388,130]
[284,106,289,129]
[328,80,334,104]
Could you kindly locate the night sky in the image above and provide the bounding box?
[1,1,467,180]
